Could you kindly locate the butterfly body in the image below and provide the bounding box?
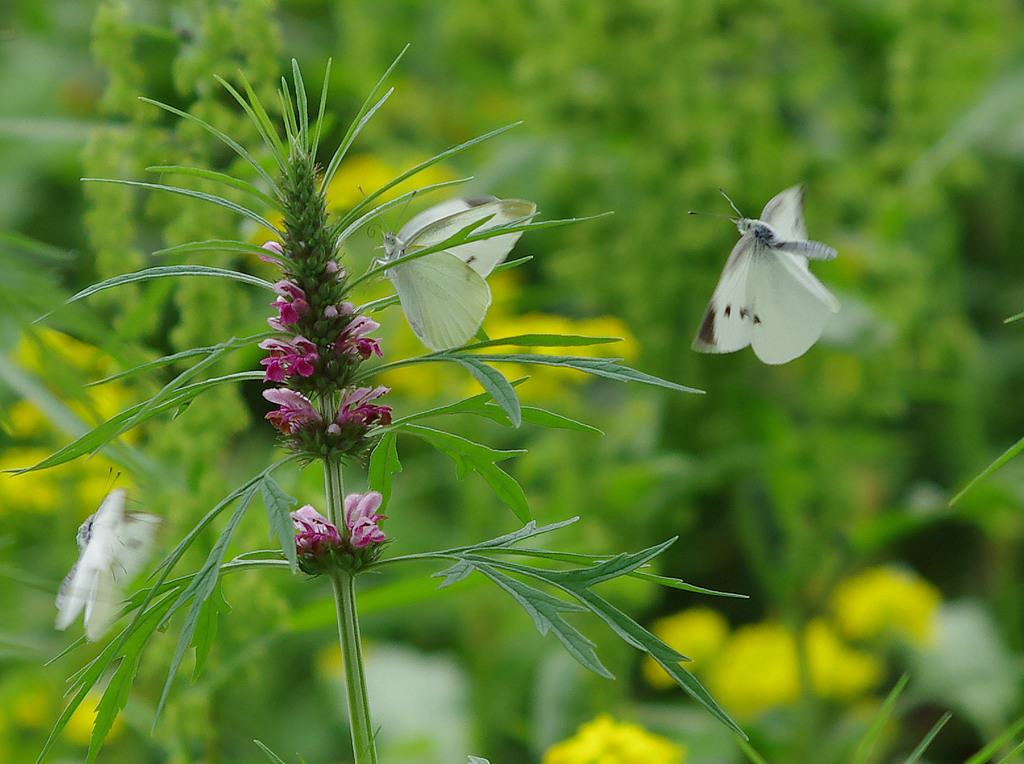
[692,185,839,365]
[55,489,160,641]
[382,196,537,351]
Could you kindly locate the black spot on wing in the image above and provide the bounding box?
[697,308,716,344]
[465,255,477,265]
[464,196,496,207]
[724,305,731,318]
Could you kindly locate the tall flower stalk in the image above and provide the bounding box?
[27,55,744,764]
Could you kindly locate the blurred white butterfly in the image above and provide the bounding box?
[381,195,537,351]
[55,488,160,641]
[691,185,839,365]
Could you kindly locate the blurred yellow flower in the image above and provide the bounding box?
[11,685,51,728]
[705,622,801,719]
[642,607,729,690]
[543,714,685,764]
[831,566,940,646]
[64,690,123,746]
[8,400,48,438]
[0,448,62,514]
[805,618,883,699]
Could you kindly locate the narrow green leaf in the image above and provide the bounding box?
[139,96,281,192]
[335,122,520,237]
[64,265,275,307]
[311,58,332,157]
[84,178,280,234]
[541,538,676,587]
[155,488,255,722]
[853,674,909,764]
[963,713,1024,764]
[153,239,284,260]
[335,176,473,253]
[459,334,622,350]
[261,476,298,572]
[950,434,1024,505]
[215,74,286,169]
[902,712,952,764]
[1005,311,1024,324]
[466,353,704,394]
[291,59,309,148]
[254,740,290,764]
[448,357,521,427]
[400,424,530,522]
[735,737,771,764]
[368,431,402,508]
[146,165,284,213]
[995,740,1024,764]
[320,43,409,192]
[88,334,270,387]
[7,372,261,474]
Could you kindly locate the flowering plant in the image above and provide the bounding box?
[21,54,745,763]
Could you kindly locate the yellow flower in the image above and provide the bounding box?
[831,566,940,646]
[7,400,49,438]
[543,714,685,764]
[805,618,883,699]
[643,607,729,689]
[705,622,801,719]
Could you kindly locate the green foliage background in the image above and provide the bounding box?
[3,0,1024,762]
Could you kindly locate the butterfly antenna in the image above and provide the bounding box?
[718,187,744,218]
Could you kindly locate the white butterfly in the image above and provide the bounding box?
[382,195,537,351]
[691,185,839,365]
[55,488,160,641]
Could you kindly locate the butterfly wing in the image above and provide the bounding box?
[388,252,491,350]
[403,198,537,277]
[759,184,808,241]
[55,489,160,641]
[692,235,757,354]
[747,246,840,365]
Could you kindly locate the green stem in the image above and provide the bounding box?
[332,569,377,764]
[323,458,377,763]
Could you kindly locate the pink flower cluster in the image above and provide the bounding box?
[290,492,387,574]
[262,386,392,437]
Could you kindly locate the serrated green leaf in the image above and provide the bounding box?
[449,357,521,427]
[261,476,298,572]
[368,431,401,508]
[391,380,529,425]
[540,538,676,587]
[950,434,1024,505]
[518,406,602,434]
[472,563,611,678]
[399,424,530,522]
[191,582,230,681]
[433,560,475,588]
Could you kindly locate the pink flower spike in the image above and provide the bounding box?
[263,388,320,434]
[292,505,342,553]
[259,336,320,381]
[271,281,309,325]
[336,315,383,360]
[343,491,387,547]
